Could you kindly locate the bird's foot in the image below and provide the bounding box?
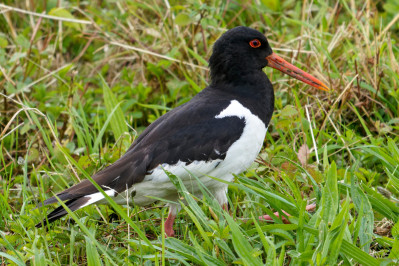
[305,203,316,212]
[259,210,290,223]
[258,203,316,223]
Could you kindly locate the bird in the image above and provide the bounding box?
[36,26,329,237]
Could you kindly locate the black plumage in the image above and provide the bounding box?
[36,26,328,235]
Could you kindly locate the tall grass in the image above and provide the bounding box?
[1,0,399,264]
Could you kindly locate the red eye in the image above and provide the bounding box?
[249,39,261,48]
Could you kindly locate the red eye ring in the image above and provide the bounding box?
[249,39,261,48]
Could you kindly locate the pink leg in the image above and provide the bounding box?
[305,203,316,212]
[164,212,176,237]
[258,203,316,223]
[259,210,290,223]
[222,203,228,211]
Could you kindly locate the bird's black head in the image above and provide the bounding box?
[209,26,273,84]
[208,26,330,92]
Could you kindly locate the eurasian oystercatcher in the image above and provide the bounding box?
[36,26,329,237]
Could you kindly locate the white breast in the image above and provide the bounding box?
[115,100,267,206]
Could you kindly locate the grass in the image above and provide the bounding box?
[1,0,399,264]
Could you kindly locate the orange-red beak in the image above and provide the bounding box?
[266,53,329,91]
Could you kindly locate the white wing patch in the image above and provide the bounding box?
[81,189,116,208]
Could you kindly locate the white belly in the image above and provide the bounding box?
[114,100,267,206]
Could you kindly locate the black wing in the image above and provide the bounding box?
[36,89,246,226]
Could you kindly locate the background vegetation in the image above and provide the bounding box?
[1,0,399,264]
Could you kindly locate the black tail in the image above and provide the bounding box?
[35,197,90,228]
[35,149,147,228]
[37,178,98,207]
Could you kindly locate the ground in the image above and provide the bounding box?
[1,0,399,265]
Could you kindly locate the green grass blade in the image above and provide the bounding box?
[0,252,25,266]
[85,235,103,266]
[100,75,128,140]
[224,213,263,266]
[340,240,380,266]
[321,161,338,223]
[350,174,373,253]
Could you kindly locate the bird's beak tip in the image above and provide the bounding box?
[318,83,330,92]
[266,53,330,92]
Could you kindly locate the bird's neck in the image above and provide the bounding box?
[210,69,271,95]
[211,66,262,84]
